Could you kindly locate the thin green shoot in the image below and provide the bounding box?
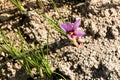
[10,0,27,15]
[18,29,52,78]
[50,0,65,23]
[40,13,66,37]
[0,29,52,79]
[53,72,66,80]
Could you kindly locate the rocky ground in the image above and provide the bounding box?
[0,0,120,80]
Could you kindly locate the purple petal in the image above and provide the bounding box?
[66,22,73,31]
[73,19,81,30]
[60,24,67,32]
[74,30,85,37]
[67,34,73,40]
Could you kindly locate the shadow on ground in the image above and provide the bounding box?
[91,62,111,80]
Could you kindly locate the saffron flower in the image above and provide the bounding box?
[60,19,85,47]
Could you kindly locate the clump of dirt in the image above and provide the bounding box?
[0,0,120,80]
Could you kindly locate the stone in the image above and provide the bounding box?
[0,13,11,22]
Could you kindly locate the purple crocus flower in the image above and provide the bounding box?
[60,19,85,40]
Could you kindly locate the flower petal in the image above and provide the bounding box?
[66,22,73,31]
[74,30,85,37]
[60,23,67,32]
[73,19,81,30]
[67,34,73,40]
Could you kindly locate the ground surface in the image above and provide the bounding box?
[0,0,120,80]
